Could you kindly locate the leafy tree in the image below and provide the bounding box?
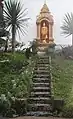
[0,38,5,48]
[0,31,10,52]
[4,0,29,52]
[25,48,31,59]
[61,13,73,45]
[30,40,38,55]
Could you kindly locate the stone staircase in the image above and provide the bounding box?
[27,55,53,116]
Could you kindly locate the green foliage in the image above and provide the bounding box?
[11,98,27,116]
[25,48,31,59]
[62,106,73,118]
[0,52,34,98]
[52,57,73,99]
[52,56,73,117]
[30,40,38,55]
[62,46,73,59]
[0,52,36,117]
[0,94,15,117]
[0,38,5,47]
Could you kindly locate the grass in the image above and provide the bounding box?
[0,52,26,61]
[52,55,73,107]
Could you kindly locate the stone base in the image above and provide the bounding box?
[51,98,64,113]
[26,98,64,116]
[37,42,55,53]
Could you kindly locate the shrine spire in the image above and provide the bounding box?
[44,0,46,4]
[40,0,49,13]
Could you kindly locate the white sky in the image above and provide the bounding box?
[18,0,73,45]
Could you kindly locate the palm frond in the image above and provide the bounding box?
[61,12,73,37]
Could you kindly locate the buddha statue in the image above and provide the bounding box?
[41,22,48,40]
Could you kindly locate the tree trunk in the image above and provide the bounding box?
[4,39,8,52]
[12,26,15,52]
[72,34,73,46]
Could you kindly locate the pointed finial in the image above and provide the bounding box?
[44,0,46,4]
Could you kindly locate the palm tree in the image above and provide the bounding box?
[61,13,73,45]
[4,0,29,52]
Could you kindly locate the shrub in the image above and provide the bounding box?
[0,94,13,117]
[25,48,31,59]
[62,106,73,118]
[0,93,27,117]
[12,98,27,116]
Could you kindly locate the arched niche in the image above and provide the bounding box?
[40,20,49,43]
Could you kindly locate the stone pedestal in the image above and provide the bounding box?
[35,38,55,53]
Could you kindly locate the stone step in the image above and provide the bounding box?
[33,78,50,83]
[32,87,50,92]
[33,83,50,87]
[31,91,50,95]
[31,91,51,97]
[38,59,49,62]
[28,103,52,111]
[33,72,50,75]
[34,70,49,74]
[36,64,49,67]
[33,87,50,89]
[38,56,49,59]
[27,54,52,114]
[28,98,51,104]
[37,62,48,65]
[35,67,49,70]
[33,74,50,78]
[29,97,50,100]
[35,66,49,69]
[29,103,51,107]
[26,111,52,116]
[33,80,50,83]
[37,61,49,64]
[38,58,49,60]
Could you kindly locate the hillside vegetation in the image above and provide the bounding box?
[52,55,73,117]
[0,52,35,98]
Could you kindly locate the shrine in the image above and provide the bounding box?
[36,2,55,51]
